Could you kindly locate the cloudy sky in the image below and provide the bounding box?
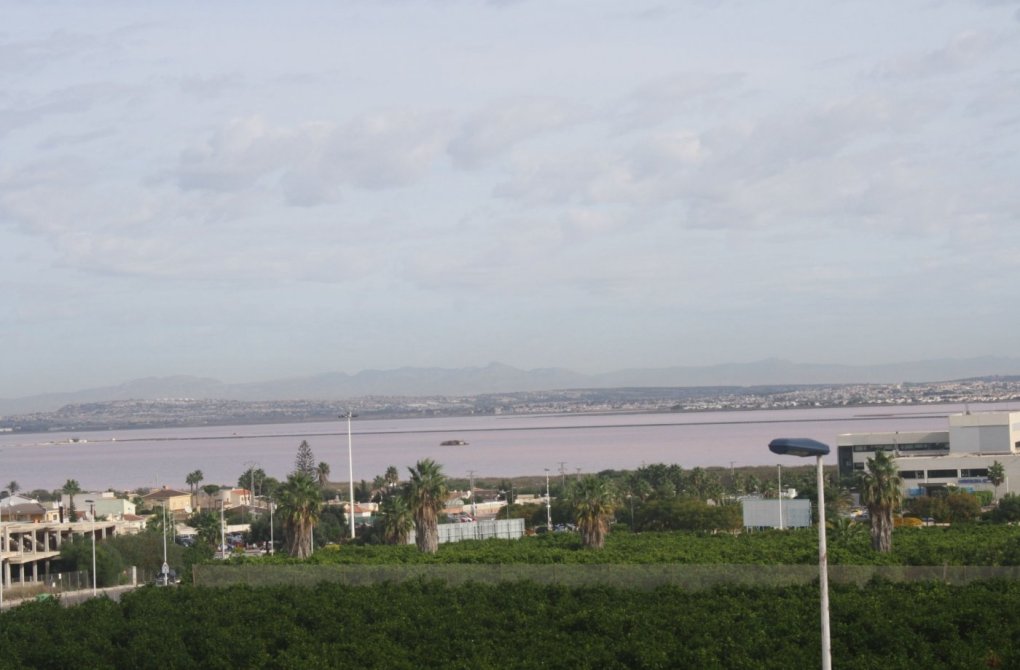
[2,1,1019,398]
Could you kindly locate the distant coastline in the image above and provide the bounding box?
[3,376,1020,436]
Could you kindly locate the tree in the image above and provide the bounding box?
[62,479,82,521]
[988,461,1006,500]
[316,462,331,489]
[377,494,413,545]
[570,476,617,550]
[277,473,322,558]
[185,470,204,509]
[858,450,902,553]
[188,510,221,548]
[384,465,400,491]
[406,459,449,554]
[294,440,316,478]
[6,480,19,499]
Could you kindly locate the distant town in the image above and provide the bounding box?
[3,376,1020,434]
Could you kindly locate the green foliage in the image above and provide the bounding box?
[633,498,742,532]
[406,459,449,554]
[188,510,221,548]
[377,494,413,545]
[293,440,316,479]
[277,473,322,558]
[907,492,983,524]
[6,580,1020,668]
[859,450,902,552]
[988,493,1020,523]
[223,523,1020,567]
[570,475,617,549]
[58,537,125,587]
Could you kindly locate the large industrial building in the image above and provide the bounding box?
[837,410,1020,498]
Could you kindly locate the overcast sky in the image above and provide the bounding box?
[2,0,1019,398]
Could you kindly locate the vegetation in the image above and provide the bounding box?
[61,479,82,520]
[406,459,449,554]
[184,470,203,509]
[293,440,316,479]
[377,494,413,545]
[858,451,901,552]
[6,580,1020,669]
[276,473,322,558]
[988,460,1006,499]
[570,476,617,549]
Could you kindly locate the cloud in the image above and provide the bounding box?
[0,82,139,138]
[611,71,745,131]
[175,111,452,205]
[447,97,586,168]
[873,30,1008,80]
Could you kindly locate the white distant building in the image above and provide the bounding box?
[62,491,136,519]
[837,411,1020,499]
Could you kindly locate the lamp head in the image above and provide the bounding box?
[769,438,830,458]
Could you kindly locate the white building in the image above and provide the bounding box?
[837,411,1020,499]
[61,491,137,519]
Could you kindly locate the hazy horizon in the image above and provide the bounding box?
[4,2,1019,398]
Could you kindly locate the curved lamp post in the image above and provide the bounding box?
[84,499,97,596]
[341,411,358,539]
[769,438,831,670]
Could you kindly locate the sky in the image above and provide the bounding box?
[2,0,1019,398]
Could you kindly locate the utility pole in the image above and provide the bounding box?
[468,470,477,518]
[545,469,552,530]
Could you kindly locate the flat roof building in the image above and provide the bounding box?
[837,411,1020,499]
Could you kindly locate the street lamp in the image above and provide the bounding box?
[161,502,169,586]
[341,411,358,540]
[84,499,97,596]
[269,499,275,555]
[544,469,552,530]
[777,463,784,530]
[769,438,831,670]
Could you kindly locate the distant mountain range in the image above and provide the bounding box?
[4,356,1020,416]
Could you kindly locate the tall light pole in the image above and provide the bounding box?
[269,499,275,555]
[341,411,358,539]
[85,499,97,596]
[777,464,784,530]
[769,438,831,670]
[161,502,169,585]
[220,499,226,559]
[545,469,552,530]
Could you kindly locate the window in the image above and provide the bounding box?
[927,469,958,479]
[960,468,988,478]
[853,462,865,470]
[899,470,924,480]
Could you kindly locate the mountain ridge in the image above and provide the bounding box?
[4,356,1020,415]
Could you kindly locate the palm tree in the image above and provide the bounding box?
[6,480,19,498]
[858,450,902,553]
[570,476,617,550]
[384,465,400,490]
[378,494,413,545]
[62,479,82,521]
[406,459,449,554]
[316,462,331,489]
[185,470,204,509]
[988,460,1006,501]
[277,473,322,558]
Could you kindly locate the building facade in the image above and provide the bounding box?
[837,411,1020,499]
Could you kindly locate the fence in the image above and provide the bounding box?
[2,569,92,601]
[193,563,1020,590]
[407,518,526,545]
